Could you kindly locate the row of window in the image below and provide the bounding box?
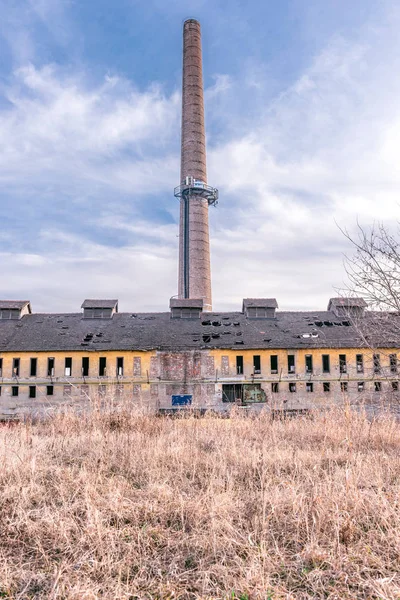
[0,356,141,378]
[235,353,398,375]
[270,381,399,393]
[1,384,143,398]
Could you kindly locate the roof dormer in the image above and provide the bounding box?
[81,299,118,319]
[170,298,204,319]
[0,300,31,320]
[327,297,367,318]
[242,298,278,319]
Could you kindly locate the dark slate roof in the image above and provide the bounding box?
[328,297,367,309]
[1,310,399,352]
[81,299,118,309]
[0,300,31,310]
[243,298,278,309]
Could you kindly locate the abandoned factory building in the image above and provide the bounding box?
[1,20,399,417]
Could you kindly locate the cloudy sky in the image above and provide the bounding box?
[1,0,399,313]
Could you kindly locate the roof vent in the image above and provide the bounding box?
[81,299,118,319]
[327,297,367,319]
[170,298,204,319]
[242,298,278,319]
[0,300,31,320]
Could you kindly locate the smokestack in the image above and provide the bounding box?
[175,19,217,313]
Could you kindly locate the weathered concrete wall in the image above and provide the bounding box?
[1,347,399,418]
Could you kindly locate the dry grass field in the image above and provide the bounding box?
[0,405,400,599]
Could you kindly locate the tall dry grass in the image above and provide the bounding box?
[0,405,399,599]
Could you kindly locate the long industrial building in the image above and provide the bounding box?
[1,20,399,417]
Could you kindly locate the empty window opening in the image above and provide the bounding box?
[392,381,399,392]
[99,357,107,377]
[64,357,72,377]
[322,355,330,374]
[82,357,89,377]
[222,384,243,403]
[358,382,365,392]
[390,354,397,373]
[305,355,313,374]
[12,358,20,377]
[340,381,348,392]
[117,357,124,376]
[46,385,54,396]
[339,355,347,374]
[47,357,55,377]
[0,358,2,377]
[270,355,278,374]
[30,358,37,377]
[29,386,36,399]
[288,355,295,374]
[12,386,19,397]
[356,354,364,373]
[236,356,244,375]
[0,386,2,396]
[253,355,261,374]
[323,382,330,393]
[289,382,296,393]
[306,382,313,393]
[271,382,279,393]
[373,354,381,374]
[374,381,382,392]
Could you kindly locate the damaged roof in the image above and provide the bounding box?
[0,310,399,352]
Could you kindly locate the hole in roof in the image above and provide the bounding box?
[202,320,211,326]
[212,333,220,339]
[202,335,211,343]
[212,321,221,327]
[315,321,323,327]
[342,321,351,326]
[233,322,240,326]
[264,339,271,342]
[131,314,137,318]
[324,321,333,327]
[236,332,242,336]
[235,340,244,345]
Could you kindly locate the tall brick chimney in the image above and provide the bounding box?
[175,19,217,313]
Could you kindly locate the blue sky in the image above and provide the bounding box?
[1,0,399,312]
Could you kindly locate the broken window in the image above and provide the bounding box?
[253,355,261,374]
[288,355,295,374]
[373,354,381,374]
[390,354,397,373]
[356,354,364,373]
[306,382,313,393]
[12,358,20,377]
[270,355,278,374]
[222,384,243,403]
[289,382,296,393]
[358,382,364,392]
[29,386,36,399]
[339,355,347,374]
[323,382,330,393]
[12,386,19,397]
[322,355,330,374]
[117,357,124,376]
[64,357,72,377]
[82,357,89,377]
[392,381,399,392]
[47,357,55,377]
[374,381,382,392]
[340,381,348,392]
[236,356,244,375]
[271,382,279,393]
[30,358,37,377]
[99,357,107,377]
[46,385,54,396]
[305,355,313,374]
